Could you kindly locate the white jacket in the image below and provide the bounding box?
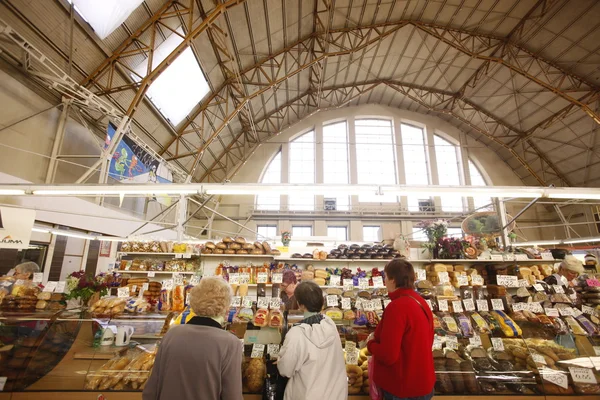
[277,316,347,400]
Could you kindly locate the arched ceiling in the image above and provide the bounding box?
[1,0,599,187]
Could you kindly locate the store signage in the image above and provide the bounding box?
[490,254,504,262]
[372,276,384,288]
[326,295,339,307]
[491,338,504,352]
[341,298,352,310]
[515,254,529,261]
[569,367,597,384]
[476,300,489,312]
[518,279,529,288]
[271,273,283,284]
[148,271,155,278]
[416,269,426,281]
[491,299,504,311]
[372,298,383,310]
[432,335,442,350]
[512,303,527,311]
[553,285,565,294]
[346,349,359,365]
[231,296,241,307]
[541,253,554,260]
[0,207,35,249]
[438,300,449,312]
[528,302,544,313]
[358,278,369,289]
[242,297,253,308]
[545,308,559,317]
[446,336,458,350]
[55,281,66,293]
[497,275,518,287]
[343,279,354,291]
[118,287,130,298]
[269,297,281,309]
[267,344,280,358]
[425,299,433,310]
[256,272,268,284]
[582,305,596,315]
[43,282,57,293]
[257,297,270,309]
[452,300,463,313]
[541,368,568,389]
[463,299,475,311]
[586,278,600,287]
[229,273,240,284]
[457,276,469,286]
[469,335,482,347]
[438,272,450,284]
[329,275,341,287]
[190,275,200,285]
[532,354,547,365]
[533,284,545,292]
[251,344,265,358]
[240,273,250,284]
[471,275,484,286]
[32,273,43,283]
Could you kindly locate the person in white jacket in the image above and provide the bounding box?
[277,281,347,400]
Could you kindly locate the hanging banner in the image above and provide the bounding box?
[0,207,36,249]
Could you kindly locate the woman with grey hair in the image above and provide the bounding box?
[143,277,243,400]
[13,261,40,280]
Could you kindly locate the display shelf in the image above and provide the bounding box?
[201,254,275,258]
[275,257,560,263]
[276,257,390,263]
[117,252,198,257]
[119,270,198,275]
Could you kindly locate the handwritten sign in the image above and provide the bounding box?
[242,297,254,308]
[582,305,596,316]
[532,354,547,365]
[271,273,283,284]
[190,275,200,285]
[270,297,281,309]
[32,273,43,283]
[363,299,375,312]
[491,299,504,311]
[515,254,529,261]
[251,343,265,358]
[329,275,341,287]
[231,296,241,307]
[541,253,554,260]
[528,302,544,313]
[372,276,384,288]
[118,287,130,298]
[358,278,369,290]
[173,273,184,286]
[229,273,240,284]
[512,302,527,312]
[569,367,597,384]
[491,337,504,351]
[346,349,359,365]
[457,276,469,287]
[163,279,174,290]
[463,299,475,312]
[240,273,250,284]
[267,344,280,358]
[541,368,568,389]
[477,300,489,312]
[416,269,426,281]
[446,335,458,350]
[471,275,484,286]
[257,297,270,309]
[438,272,450,284]
[433,335,442,350]
[469,335,482,347]
[553,285,565,294]
[545,308,559,317]
[452,300,464,313]
[343,279,354,291]
[438,299,449,312]
[256,272,268,284]
[497,275,518,287]
[148,271,156,278]
[43,282,57,293]
[533,284,545,292]
[518,279,530,288]
[490,254,504,262]
[55,281,66,293]
[372,298,383,310]
[341,298,352,310]
[327,295,339,307]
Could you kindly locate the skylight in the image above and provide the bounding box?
[132,28,210,125]
[70,0,143,40]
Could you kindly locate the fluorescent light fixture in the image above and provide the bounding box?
[514,240,561,247]
[546,193,600,200]
[32,227,51,233]
[563,237,600,244]
[51,230,95,240]
[33,188,198,196]
[95,236,126,242]
[0,189,26,195]
[205,184,379,196]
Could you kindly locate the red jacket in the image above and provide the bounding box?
[367,288,435,398]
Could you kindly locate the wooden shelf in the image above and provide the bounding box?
[201,254,274,258]
[117,252,198,257]
[119,270,198,275]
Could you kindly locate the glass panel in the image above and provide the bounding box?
[401,124,430,211]
[327,226,348,241]
[256,153,281,211]
[292,226,312,238]
[355,119,397,202]
[363,226,381,242]
[70,0,143,39]
[323,122,350,210]
[435,135,464,212]
[257,225,277,240]
[289,132,315,211]
[411,227,428,241]
[469,160,494,211]
[446,228,463,238]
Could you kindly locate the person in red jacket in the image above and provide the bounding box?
[367,259,435,400]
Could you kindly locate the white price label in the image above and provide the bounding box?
[528,302,544,313]
[572,307,583,317]
[532,354,547,365]
[518,279,530,288]
[358,278,369,289]
[345,341,356,353]
[346,349,359,365]
[267,344,280,358]
[32,273,43,283]
[190,275,200,285]
[504,253,516,261]
[533,284,545,292]
[490,254,504,262]
[141,282,149,293]
[541,253,554,260]
[173,273,184,286]
[469,335,482,347]
[55,281,66,293]
[341,297,352,310]
[118,287,130,298]
[257,297,270,309]
[463,299,475,311]
[242,297,254,308]
[477,255,488,261]
[417,269,426,281]
[433,335,442,350]
[175,253,183,259]
[257,272,268,284]
[512,302,527,311]
[515,254,529,261]
[343,279,354,291]
[553,285,565,294]
[148,271,156,278]
[438,272,450,284]
[271,273,283,284]
[329,275,341,287]
[364,299,375,311]
[545,308,559,317]
[438,300,449,312]
[471,275,484,286]
[383,299,392,309]
[426,299,433,310]
[559,307,573,317]
[354,298,363,310]
[251,343,265,358]
[446,335,458,350]
[372,276,384,288]
[541,368,568,389]
[186,292,191,305]
[229,273,240,284]
[326,295,339,307]
[491,299,504,311]
[457,276,469,287]
[594,346,600,356]
[477,300,489,312]
[582,305,596,315]
[163,279,174,290]
[452,300,464,313]
[0,281,11,287]
[240,273,250,284]
[270,297,281,309]
[491,337,504,351]
[231,296,241,307]
[0,377,6,391]
[131,285,138,294]
[43,282,57,293]
[497,275,518,287]
[372,298,383,310]
[569,367,597,384]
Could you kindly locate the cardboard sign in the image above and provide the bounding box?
[491,299,504,311]
[569,367,597,384]
[582,305,596,316]
[271,273,283,284]
[477,300,489,312]
[251,344,265,358]
[491,337,504,352]
[32,273,43,283]
[463,299,475,312]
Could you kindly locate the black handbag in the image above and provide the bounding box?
[263,355,287,400]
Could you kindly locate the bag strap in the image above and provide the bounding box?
[397,294,430,323]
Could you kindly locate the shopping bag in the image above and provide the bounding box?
[368,356,383,400]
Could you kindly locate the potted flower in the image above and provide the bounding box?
[417,219,448,258]
[281,231,291,247]
[438,237,470,259]
[65,271,109,308]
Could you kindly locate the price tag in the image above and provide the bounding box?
[553,285,565,294]
[463,299,475,311]
[433,335,442,350]
[118,287,130,298]
[242,297,254,308]
[251,343,265,358]
[173,273,184,286]
[240,273,250,284]
[43,281,57,293]
[0,281,11,287]
[343,279,354,291]
[582,305,596,315]
[163,279,174,290]
[532,354,547,365]
[327,295,339,307]
[541,368,568,389]
[490,254,504,262]
[372,298,383,310]
[270,297,281,309]
[569,367,597,384]
[515,254,529,261]
[446,335,458,350]
[426,299,433,310]
[32,273,43,283]
[329,275,341,287]
[491,299,504,311]
[491,337,504,351]
[231,296,241,307]
[471,275,484,286]
[272,273,283,284]
[572,307,583,317]
[477,300,489,312]
[190,275,200,285]
[55,281,66,293]
[383,299,392,309]
[341,297,352,310]
[469,335,482,347]
[528,302,544,313]
[477,255,488,261]
[141,282,149,293]
[0,377,6,391]
[594,346,600,356]
[229,273,240,284]
[452,300,464,313]
[257,297,270,309]
[345,341,356,353]
[417,269,426,281]
[354,298,363,310]
[438,300,449,312]
[544,307,559,317]
[267,344,280,358]
[438,272,450,284]
[559,307,573,317]
[346,349,359,365]
[148,271,156,278]
[518,279,530,288]
[372,276,384,288]
[497,275,518,287]
[131,285,138,294]
[364,299,375,311]
[512,302,527,311]
[541,253,554,260]
[457,275,469,287]
[175,253,183,259]
[533,284,545,292]
[257,272,268,284]
[186,292,191,305]
[358,278,369,289]
[586,278,600,287]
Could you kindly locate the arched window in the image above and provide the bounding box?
[469,160,493,210]
[288,131,315,211]
[257,152,281,210]
[323,121,350,211]
[401,123,429,211]
[434,135,464,212]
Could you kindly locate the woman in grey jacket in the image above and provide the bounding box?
[143,277,243,400]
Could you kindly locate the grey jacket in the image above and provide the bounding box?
[143,317,243,400]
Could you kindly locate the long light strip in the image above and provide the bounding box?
[515,236,600,246]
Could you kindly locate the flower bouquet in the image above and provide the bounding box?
[281,231,291,247]
[65,271,109,308]
[437,237,470,259]
[417,219,448,258]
